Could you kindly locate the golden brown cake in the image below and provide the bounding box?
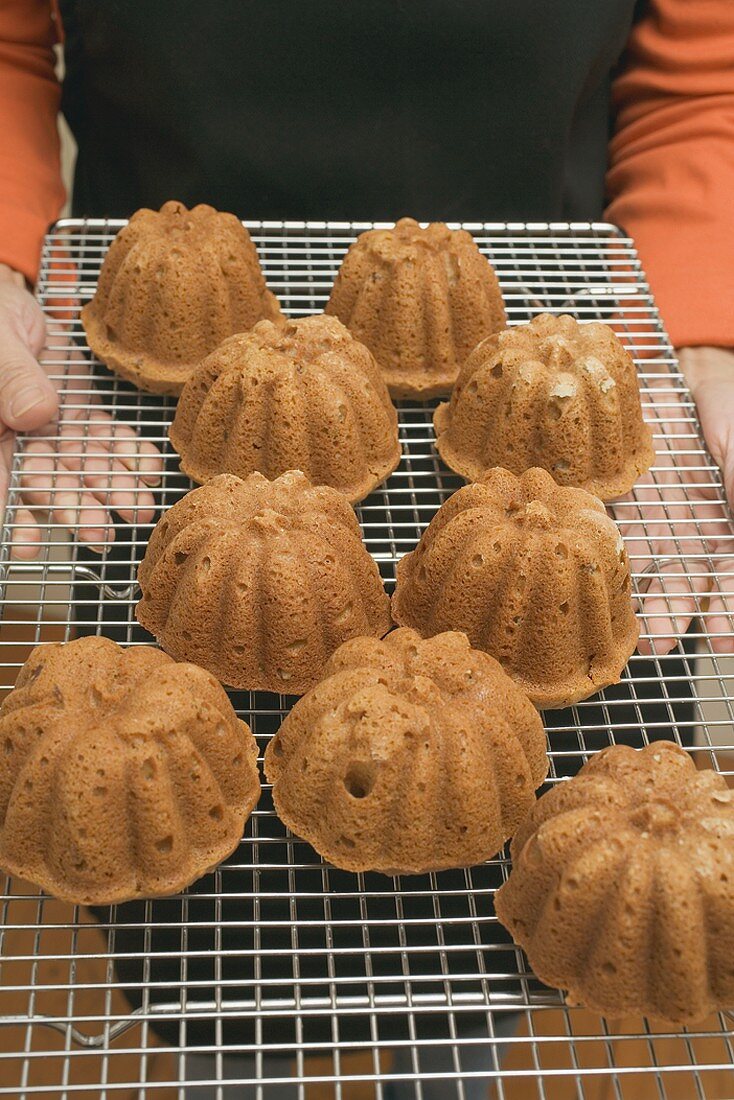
[0,636,260,905]
[434,313,654,499]
[169,315,401,503]
[136,471,392,693]
[391,467,638,709]
[325,217,506,399]
[495,741,734,1025]
[81,201,282,395]
[264,628,548,874]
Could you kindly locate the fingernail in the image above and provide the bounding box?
[10,386,48,420]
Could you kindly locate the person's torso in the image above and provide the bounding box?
[58,0,638,222]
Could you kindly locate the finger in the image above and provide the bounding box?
[56,411,161,469]
[53,490,113,551]
[110,437,164,483]
[616,486,719,564]
[0,431,41,559]
[26,435,128,469]
[56,435,152,474]
[71,453,157,524]
[76,505,117,552]
[686,382,734,509]
[0,329,58,433]
[86,418,163,483]
[23,491,112,552]
[636,562,712,656]
[20,289,49,357]
[721,444,734,513]
[8,505,42,561]
[704,608,734,655]
[20,440,156,526]
[108,485,157,526]
[704,570,734,655]
[0,430,15,511]
[0,429,41,559]
[18,462,113,549]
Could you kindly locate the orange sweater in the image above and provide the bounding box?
[606,0,734,348]
[0,0,732,349]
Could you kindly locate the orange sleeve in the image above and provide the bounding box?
[606,0,734,349]
[0,0,65,284]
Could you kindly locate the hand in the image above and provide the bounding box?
[678,347,734,507]
[0,264,163,559]
[611,347,734,656]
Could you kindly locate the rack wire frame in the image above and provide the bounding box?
[0,220,732,1098]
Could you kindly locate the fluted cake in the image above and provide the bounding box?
[82,200,281,394]
[170,315,400,503]
[495,742,734,1025]
[326,217,506,399]
[136,471,392,693]
[392,467,639,708]
[0,636,260,904]
[264,628,548,874]
[434,314,654,499]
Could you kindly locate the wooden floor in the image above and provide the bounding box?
[1,619,733,1098]
[3,902,733,1100]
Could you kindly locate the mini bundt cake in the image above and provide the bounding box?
[0,636,260,905]
[392,467,639,709]
[169,315,401,503]
[495,742,734,1025]
[264,628,548,874]
[434,313,654,499]
[325,217,506,399]
[82,201,282,395]
[136,471,392,693]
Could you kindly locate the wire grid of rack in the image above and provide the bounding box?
[0,221,733,1098]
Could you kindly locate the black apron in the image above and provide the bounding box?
[59,0,638,222]
[58,0,693,1056]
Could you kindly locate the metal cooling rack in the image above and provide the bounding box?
[0,220,733,1098]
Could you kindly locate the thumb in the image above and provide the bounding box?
[691,379,734,509]
[0,298,58,433]
[722,430,734,510]
[678,346,734,510]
